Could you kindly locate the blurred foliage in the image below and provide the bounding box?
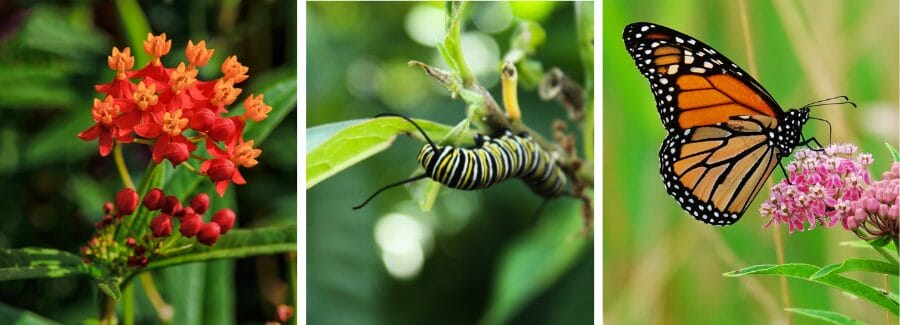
[307,2,592,324]
[604,0,899,324]
[0,0,296,323]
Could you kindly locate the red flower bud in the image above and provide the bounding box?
[276,304,294,322]
[162,141,190,166]
[208,117,236,142]
[150,214,172,237]
[189,108,216,132]
[197,222,221,246]
[190,193,210,214]
[162,195,182,215]
[174,206,194,219]
[143,188,165,210]
[102,202,115,215]
[134,245,145,256]
[205,158,236,182]
[94,221,105,229]
[126,237,137,247]
[116,188,139,215]
[103,214,113,225]
[180,213,204,237]
[127,256,148,268]
[212,209,236,234]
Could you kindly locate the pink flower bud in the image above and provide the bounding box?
[116,188,140,215]
[180,213,204,237]
[190,193,210,214]
[150,214,172,237]
[189,108,216,132]
[878,204,889,217]
[865,197,880,213]
[212,209,236,234]
[126,237,137,247]
[208,117,235,142]
[197,222,221,246]
[143,188,165,210]
[162,195,182,215]
[205,158,236,182]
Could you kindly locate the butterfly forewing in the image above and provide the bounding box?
[623,22,784,132]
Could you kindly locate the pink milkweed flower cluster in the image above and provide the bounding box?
[844,162,899,240]
[760,144,873,233]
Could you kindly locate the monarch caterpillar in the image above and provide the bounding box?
[352,113,567,209]
[623,22,853,225]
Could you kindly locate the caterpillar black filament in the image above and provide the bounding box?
[353,113,567,209]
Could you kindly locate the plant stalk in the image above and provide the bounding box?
[114,142,136,189]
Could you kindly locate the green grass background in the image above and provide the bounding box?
[603,0,899,324]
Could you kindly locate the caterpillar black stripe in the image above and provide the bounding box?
[353,113,567,209]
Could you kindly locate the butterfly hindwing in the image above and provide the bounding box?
[659,115,784,225]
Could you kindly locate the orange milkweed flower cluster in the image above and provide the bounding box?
[78,33,271,196]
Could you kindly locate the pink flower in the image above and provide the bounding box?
[844,162,899,240]
[760,144,872,233]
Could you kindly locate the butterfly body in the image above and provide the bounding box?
[623,22,815,226]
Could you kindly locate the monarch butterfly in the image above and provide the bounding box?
[352,113,567,209]
[623,22,853,226]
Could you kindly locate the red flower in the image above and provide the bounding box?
[78,96,136,156]
[143,188,165,210]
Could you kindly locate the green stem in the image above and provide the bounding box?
[872,243,900,265]
[123,283,134,325]
[100,293,117,324]
[114,142,136,189]
[139,273,173,323]
[114,0,151,65]
[443,1,474,87]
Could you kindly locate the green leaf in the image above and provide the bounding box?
[96,276,122,301]
[0,302,59,325]
[886,143,899,162]
[22,111,96,168]
[868,235,892,248]
[482,201,588,325]
[146,225,296,270]
[811,259,899,279]
[784,308,867,325]
[306,119,368,154]
[306,117,464,189]
[114,0,151,65]
[0,248,90,281]
[723,263,899,313]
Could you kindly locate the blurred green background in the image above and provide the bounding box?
[604,0,898,324]
[0,0,296,323]
[307,2,592,324]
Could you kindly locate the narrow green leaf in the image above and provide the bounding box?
[784,308,867,325]
[146,225,296,270]
[0,302,59,325]
[114,0,151,65]
[724,263,899,313]
[886,143,899,162]
[811,259,899,279]
[0,248,89,281]
[482,201,588,325]
[306,117,464,189]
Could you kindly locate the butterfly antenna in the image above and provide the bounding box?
[374,113,439,151]
[352,174,428,210]
[802,96,856,109]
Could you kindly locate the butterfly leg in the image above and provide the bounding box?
[798,136,824,151]
[777,159,791,182]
